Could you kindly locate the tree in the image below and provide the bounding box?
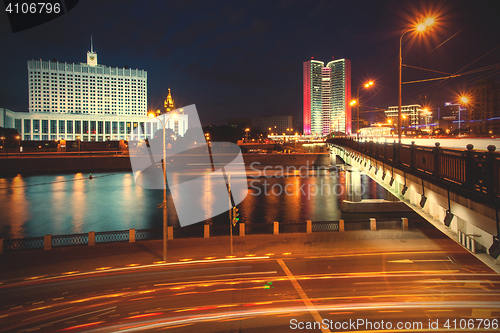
[0,127,20,147]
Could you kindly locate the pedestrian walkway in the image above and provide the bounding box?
[1,227,496,283]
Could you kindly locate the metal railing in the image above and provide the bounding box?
[3,237,44,252]
[344,221,371,231]
[210,225,232,237]
[280,223,307,234]
[173,225,204,239]
[1,218,433,253]
[135,228,162,241]
[376,220,403,230]
[329,138,500,206]
[245,223,274,235]
[95,230,129,243]
[312,221,339,232]
[52,233,88,247]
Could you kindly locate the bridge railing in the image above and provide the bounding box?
[0,218,434,253]
[329,138,500,202]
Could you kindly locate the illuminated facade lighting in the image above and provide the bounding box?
[303,58,351,135]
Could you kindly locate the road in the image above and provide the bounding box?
[366,137,500,150]
[1,248,499,332]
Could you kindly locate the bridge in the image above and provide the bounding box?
[328,137,500,261]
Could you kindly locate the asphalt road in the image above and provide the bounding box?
[1,247,499,333]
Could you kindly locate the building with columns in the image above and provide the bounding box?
[0,40,188,141]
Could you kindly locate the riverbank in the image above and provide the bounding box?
[0,152,330,175]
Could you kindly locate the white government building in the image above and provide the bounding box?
[0,41,187,141]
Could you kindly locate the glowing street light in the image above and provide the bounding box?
[422,107,432,131]
[352,80,375,139]
[458,95,470,133]
[398,16,436,143]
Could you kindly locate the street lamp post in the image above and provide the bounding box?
[398,17,435,144]
[16,135,21,155]
[459,95,469,135]
[149,112,177,262]
[245,128,250,142]
[350,81,374,140]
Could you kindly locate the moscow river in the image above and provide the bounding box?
[0,167,400,239]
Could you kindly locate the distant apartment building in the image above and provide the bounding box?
[437,102,468,132]
[251,116,295,135]
[303,58,351,136]
[385,104,431,129]
[468,78,500,134]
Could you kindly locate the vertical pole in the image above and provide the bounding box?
[162,119,167,262]
[228,173,233,254]
[398,31,407,144]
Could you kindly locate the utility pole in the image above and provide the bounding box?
[228,173,233,254]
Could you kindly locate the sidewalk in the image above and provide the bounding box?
[0,228,492,282]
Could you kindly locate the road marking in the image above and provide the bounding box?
[9,306,22,310]
[32,301,44,305]
[277,259,331,333]
[471,309,493,318]
[388,259,452,264]
[29,306,52,311]
[0,314,8,319]
[52,297,64,301]
[24,275,47,280]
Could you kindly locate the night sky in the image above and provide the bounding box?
[1,0,499,126]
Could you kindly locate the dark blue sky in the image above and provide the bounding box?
[1,0,499,126]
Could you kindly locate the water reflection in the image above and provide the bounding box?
[72,174,85,234]
[0,169,395,239]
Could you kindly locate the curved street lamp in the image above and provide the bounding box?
[350,80,375,139]
[398,17,436,143]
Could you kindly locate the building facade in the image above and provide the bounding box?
[385,105,429,129]
[1,43,188,141]
[250,116,295,135]
[437,102,468,132]
[468,78,500,134]
[303,58,351,136]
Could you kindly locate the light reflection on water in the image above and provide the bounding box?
[0,169,396,239]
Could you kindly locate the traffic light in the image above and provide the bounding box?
[232,206,239,226]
